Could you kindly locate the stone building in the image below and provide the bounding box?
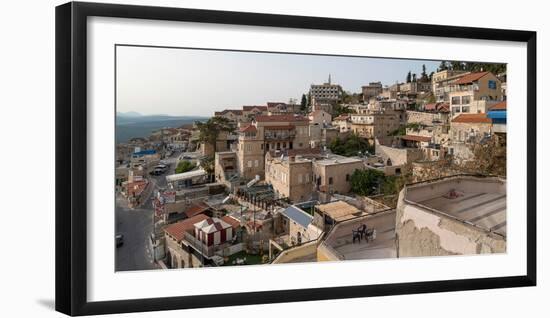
[431,69,470,102]
[236,114,310,180]
[312,154,365,196]
[448,71,503,116]
[350,112,401,140]
[264,149,319,203]
[214,109,245,123]
[264,150,363,203]
[362,81,383,102]
[395,175,506,257]
[309,75,343,107]
[449,113,492,162]
[332,114,352,133]
[308,109,332,126]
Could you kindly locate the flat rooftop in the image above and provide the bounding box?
[315,155,362,166]
[404,176,506,236]
[322,210,396,260]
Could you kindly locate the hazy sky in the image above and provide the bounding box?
[116,46,440,117]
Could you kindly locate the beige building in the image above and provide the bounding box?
[265,150,363,203]
[362,81,383,102]
[448,72,503,115]
[449,113,492,161]
[309,75,343,106]
[236,124,265,180]
[375,141,425,166]
[396,176,506,257]
[236,114,310,180]
[312,155,364,196]
[350,112,401,140]
[431,69,470,102]
[308,109,332,126]
[332,114,352,133]
[242,105,268,119]
[214,109,245,123]
[264,149,317,202]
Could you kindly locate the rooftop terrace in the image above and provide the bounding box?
[320,210,396,260]
[403,175,506,236]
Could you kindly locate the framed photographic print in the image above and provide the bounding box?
[55,1,537,316]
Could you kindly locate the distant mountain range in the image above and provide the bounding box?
[116,112,207,143]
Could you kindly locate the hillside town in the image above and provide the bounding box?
[115,63,507,271]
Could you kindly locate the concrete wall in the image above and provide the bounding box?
[395,184,506,257]
[165,233,203,268]
[375,144,424,166]
[271,240,318,264]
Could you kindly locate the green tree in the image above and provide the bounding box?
[175,160,195,174]
[328,133,373,157]
[300,94,308,112]
[421,64,428,81]
[195,117,233,153]
[438,61,449,71]
[406,71,412,83]
[350,169,385,196]
[412,73,417,82]
[200,156,215,175]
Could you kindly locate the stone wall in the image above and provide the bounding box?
[406,111,448,125]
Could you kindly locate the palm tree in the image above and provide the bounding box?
[195,117,233,153]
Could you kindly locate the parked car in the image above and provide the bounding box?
[115,234,124,247]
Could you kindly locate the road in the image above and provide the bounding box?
[115,196,159,271]
[114,151,184,271]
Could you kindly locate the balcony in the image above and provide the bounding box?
[183,232,217,258]
[264,133,295,140]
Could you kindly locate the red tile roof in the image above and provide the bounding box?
[438,103,450,112]
[239,125,257,132]
[184,202,210,218]
[164,214,209,241]
[401,135,432,142]
[451,113,492,124]
[221,215,241,229]
[215,109,243,116]
[489,101,507,111]
[267,102,287,108]
[264,125,295,130]
[333,114,350,121]
[242,106,267,111]
[254,115,308,122]
[454,71,490,85]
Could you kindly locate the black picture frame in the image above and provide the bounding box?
[55,1,537,316]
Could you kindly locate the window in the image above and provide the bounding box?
[298,174,303,183]
[329,177,333,185]
[247,160,252,168]
[254,160,258,167]
[488,80,497,89]
[461,106,470,113]
[451,96,461,105]
[461,96,471,104]
[345,174,350,181]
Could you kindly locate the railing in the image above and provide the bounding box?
[264,133,295,140]
[183,232,217,257]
